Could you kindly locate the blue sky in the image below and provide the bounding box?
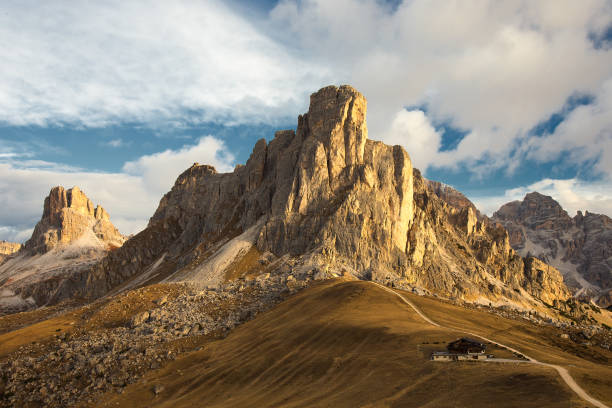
[1,0,611,242]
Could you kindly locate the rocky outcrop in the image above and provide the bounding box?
[0,241,21,265]
[596,289,612,310]
[24,186,124,254]
[425,179,480,217]
[0,241,21,255]
[77,85,570,310]
[493,192,612,302]
[0,187,125,314]
[0,269,310,408]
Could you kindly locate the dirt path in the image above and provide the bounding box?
[371,282,610,408]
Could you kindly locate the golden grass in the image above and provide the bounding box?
[0,283,185,358]
[0,299,82,335]
[99,280,590,408]
[223,246,265,283]
[404,290,612,406]
[0,311,78,358]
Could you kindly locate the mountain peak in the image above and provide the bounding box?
[82,85,570,309]
[0,240,21,265]
[25,185,125,254]
[493,191,571,230]
[492,191,612,301]
[304,84,368,180]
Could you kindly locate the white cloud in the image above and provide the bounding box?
[382,110,441,170]
[524,79,612,176]
[2,0,610,182]
[270,0,612,177]
[0,0,329,128]
[106,139,125,148]
[0,136,234,242]
[2,0,612,234]
[123,136,234,196]
[471,178,612,217]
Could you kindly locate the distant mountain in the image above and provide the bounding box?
[492,192,612,307]
[0,241,21,265]
[0,186,125,314]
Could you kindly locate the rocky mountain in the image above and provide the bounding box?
[3,85,610,408]
[24,186,124,254]
[492,192,612,307]
[0,186,125,314]
[70,85,570,312]
[0,241,21,265]
[425,179,481,217]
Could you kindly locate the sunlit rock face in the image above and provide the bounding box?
[24,186,124,254]
[0,241,21,265]
[79,85,570,310]
[0,186,125,314]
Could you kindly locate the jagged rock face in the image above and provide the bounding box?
[495,192,573,229]
[147,86,413,278]
[0,241,21,255]
[492,192,612,299]
[597,289,612,310]
[522,257,571,305]
[24,186,124,254]
[0,241,21,265]
[79,85,569,310]
[425,179,480,217]
[401,171,570,304]
[0,186,125,314]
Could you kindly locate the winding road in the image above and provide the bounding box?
[371,282,610,408]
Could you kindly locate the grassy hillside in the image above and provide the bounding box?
[99,280,602,408]
[405,289,612,406]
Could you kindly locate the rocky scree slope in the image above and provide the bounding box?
[493,192,612,307]
[76,85,570,311]
[0,186,125,314]
[0,267,310,408]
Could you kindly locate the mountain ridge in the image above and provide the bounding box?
[75,85,571,312]
[492,191,612,307]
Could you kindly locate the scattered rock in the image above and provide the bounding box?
[153,384,165,396]
[130,311,150,328]
[153,295,168,306]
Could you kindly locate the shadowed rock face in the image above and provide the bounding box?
[493,192,612,301]
[24,186,124,254]
[79,85,570,308]
[494,192,573,236]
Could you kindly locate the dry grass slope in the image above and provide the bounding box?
[100,280,599,408]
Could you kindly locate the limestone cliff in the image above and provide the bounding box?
[0,186,125,314]
[493,192,612,303]
[425,179,480,217]
[24,186,124,254]
[0,241,21,265]
[78,85,569,310]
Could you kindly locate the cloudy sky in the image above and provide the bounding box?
[1,0,611,242]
